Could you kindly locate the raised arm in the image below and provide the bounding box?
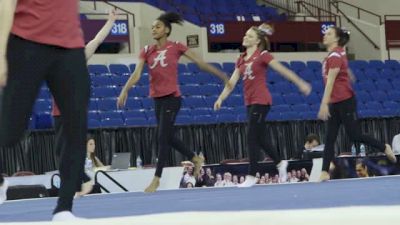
[0,0,17,87]
[214,68,241,110]
[85,8,117,60]
[268,59,311,96]
[117,59,145,108]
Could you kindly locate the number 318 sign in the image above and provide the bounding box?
[111,21,129,36]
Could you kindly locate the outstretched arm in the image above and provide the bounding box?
[85,8,117,60]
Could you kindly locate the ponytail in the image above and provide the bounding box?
[251,23,274,51]
[157,12,184,36]
[332,27,350,47]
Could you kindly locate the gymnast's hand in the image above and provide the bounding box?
[214,98,223,111]
[117,89,128,109]
[0,56,7,87]
[318,103,330,121]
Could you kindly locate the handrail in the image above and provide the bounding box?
[295,1,340,24]
[330,1,380,50]
[262,0,298,16]
[94,170,129,193]
[331,0,382,25]
[81,0,136,26]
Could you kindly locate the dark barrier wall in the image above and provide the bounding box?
[1,117,399,175]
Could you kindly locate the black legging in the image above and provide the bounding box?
[0,35,89,214]
[154,95,195,177]
[53,115,91,187]
[247,104,281,176]
[322,96,385,171]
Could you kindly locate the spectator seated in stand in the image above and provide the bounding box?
[292,133,322,160]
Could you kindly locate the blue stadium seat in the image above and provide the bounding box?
[180,84,201,96]
[357,102,367,110]
[291,104,310,112]
[200,84,221,96]
[379,108,398,117]
[123,110,146,119]
[370,90,388,102]
[178,63,188,73]
[125,117,148,126]
[222,62,236,74]
[358,109,376,118]
[109,64,130,75]
[194,115,216,124]
[383,101,400,109]
[311,81,324,93]
[92,87,116,98]
[133,86,149,97]
[352,69,365,81]
[101,118,125,127]
[91,76,112,87]
[210,62,223,71]
[306,61,322,71]
[368,60,385,71]
[100,111,123,120]
[88,111,101,121]
[175,115,194,125]
[266,112,281,121]
[141,98,154,109]
[309,104,320,112]
[38,89,50,99]
[374,80,393,91]
[388,91,400,101]
[268,71,284,83]
[381,69,395,80]
[35,112,52,129]
[349,60,368,70]
[281,111,301,120]
[179,74,197,85]
[34,99,51,112]
[88,119,101,128]
[299,69,316,82]
[111,76,129,86]
[187,63,201,73]
[191,108,211,116]
[364,70,380,80]
[88,100,98,111]
[137,75,150,86]
[203,96,218,107]
[125,98,143,110]
[271,94,285,105]
[356,91,371,103]
[273,82,293,94]
[301,111,317,120]
[97,98,118,111]
[384,60,400,70]
[283,93,303,105]
[355,80,375,91]
[217,114,237,123]
[183,96,205,108]
[216,107,234,115]
[304,93,320,104]
[226,95,244,107]
[88,64,109,75]
[129,64,136,73]
[178,108,192,116]
[195,73,217,84]
[272,104,291,113]
[290,61,307,72]
[366,101,382,111]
